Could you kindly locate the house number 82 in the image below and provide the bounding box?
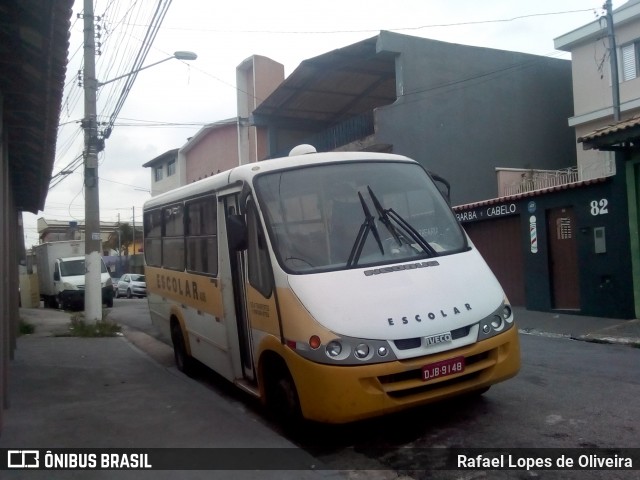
[590,199,609,215]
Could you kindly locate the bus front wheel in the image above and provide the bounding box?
[265,363,302,427]
[171,321,194,376]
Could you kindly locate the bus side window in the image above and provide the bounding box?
[162,204,185,271]
[144,209,162,267]
[186,196,218,276]
[247,200,273,298]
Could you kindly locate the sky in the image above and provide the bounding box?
[21,0,626,248]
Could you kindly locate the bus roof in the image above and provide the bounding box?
[144,149,417,210]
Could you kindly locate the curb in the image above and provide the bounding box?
[574,334,640,347]
[120,325,175,367]
[519,328,640,348]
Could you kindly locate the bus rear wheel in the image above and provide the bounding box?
[170,321,194,376]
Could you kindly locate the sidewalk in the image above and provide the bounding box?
[513,306,640,347]
[3,307,346,480]
[2,306,639,478]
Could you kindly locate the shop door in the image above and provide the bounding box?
[547,207,580,310]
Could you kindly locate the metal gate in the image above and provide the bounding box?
[463,216,526,306]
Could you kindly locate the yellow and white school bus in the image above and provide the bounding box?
[143,146,520,424]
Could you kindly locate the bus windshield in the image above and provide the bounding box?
[254,161,467,273]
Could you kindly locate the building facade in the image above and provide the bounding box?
[448,1,640,318]
[252,31,576,207]
[454,163,635,318]
[143,56,284,194]
[554,0,640,181]
[578,116,640,318]
[142,148,180,197]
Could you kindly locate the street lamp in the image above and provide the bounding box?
[82,0,196,322]
[97,51,198,87]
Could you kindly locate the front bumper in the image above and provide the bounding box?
[59,286,113,308]
[273,326,520,424]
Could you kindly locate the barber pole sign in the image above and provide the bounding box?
[529,215,538,253]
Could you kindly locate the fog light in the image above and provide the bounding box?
[377,346,388,357]
[326,341,342,357]
[354,343,369,359]
[491,315,503,330]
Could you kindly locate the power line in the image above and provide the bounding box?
[99,176,149,191]
[101,0,173,140]
[151,8,598,34]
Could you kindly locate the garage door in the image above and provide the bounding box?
[463,215,525,306]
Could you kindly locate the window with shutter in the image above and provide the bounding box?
[621,42,638,81]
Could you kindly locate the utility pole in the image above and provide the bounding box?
[82,0,103,322]
[79,4,195,317]
[605,0,621,122]
[117,213,121,276]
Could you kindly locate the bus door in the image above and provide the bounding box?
[220,191,255,382]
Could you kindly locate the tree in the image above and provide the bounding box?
[106,222,134,256]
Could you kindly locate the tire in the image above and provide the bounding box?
[126,288,132,299]
[171,321,195,376]
[115,289,119,299]
[105,297,113,308]
[265,363,302,429]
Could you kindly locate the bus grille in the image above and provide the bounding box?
[393,325,472,350]
[377,351,491,399]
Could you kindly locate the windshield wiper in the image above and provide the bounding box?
[347,191,384,268]
[367,186,438,257]
[367,186,402,247]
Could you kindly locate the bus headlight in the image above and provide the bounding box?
[503,304,513,323]
[477,302,514,341]
[289,334,396,365]
[354,343,370,359]
[326,341,342,357]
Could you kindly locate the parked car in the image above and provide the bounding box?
[111,274,119,295]
[115,273,146,298]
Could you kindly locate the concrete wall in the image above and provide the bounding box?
[520,165,633,318]
[185,124,240,183]
[237,56,284,163]
[373,32,576,206]
[457,165,635,318]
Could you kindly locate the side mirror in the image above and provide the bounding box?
[429,172,451,204]
[227,215,248,251]
[53,271,60,281]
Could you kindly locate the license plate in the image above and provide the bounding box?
[422,356,465,381]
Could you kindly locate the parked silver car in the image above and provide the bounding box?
[115,273,146,298]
